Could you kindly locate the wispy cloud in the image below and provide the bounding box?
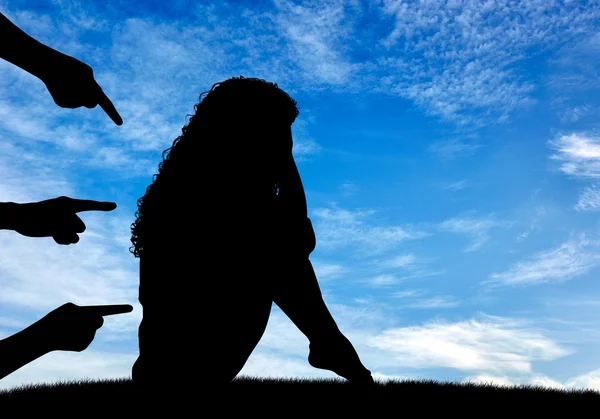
[516,230,531,242]
[485,235,600,287]
[360,253,444,287]
[3,0,598,147]
[339,181,358,196]
[0,154,140,330]
[546,32,600,115]
[272,0,359,86]
[464,370,600,392]
[428,139,481,160]
[369,314,571,373]
[386,287,459,308]
[382,254,417,269]
[312,205,429,257]
[559,104,595,124]
[463,374,515,388]
[391,289,426,298]
[312,261,346,280]
[549,132,600,179]
[0,350,137,390]
[439,215,513,252]
[443,179,468,191]
[463,373,566,390]
[406,296,460,309]
[575,185,600,212]
[374,0,600,126]
[368,274,402,287]
[565,369,600,392]
[239,353,328,380]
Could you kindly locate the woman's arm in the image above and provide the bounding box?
[277,152,308,219]
[273,153,316,257]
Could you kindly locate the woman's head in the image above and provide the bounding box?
[129,76,300,258]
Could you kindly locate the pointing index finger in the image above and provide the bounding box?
[66,197,117,213]
[96,85,123,126]
[80,304,133,317]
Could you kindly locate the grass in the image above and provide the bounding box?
[0,375,598,416]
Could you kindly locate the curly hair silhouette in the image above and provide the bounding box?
[130,76,300,259]
[130,76,373,394]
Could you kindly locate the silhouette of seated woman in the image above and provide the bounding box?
[130,76,374,388]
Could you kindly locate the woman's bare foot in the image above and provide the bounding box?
[308,335,374,384]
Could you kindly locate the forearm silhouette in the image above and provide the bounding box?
[272,153,374,384]
[0,12,122,125]
[0,303,132,380]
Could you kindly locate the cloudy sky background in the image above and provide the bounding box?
[2,0,600,391]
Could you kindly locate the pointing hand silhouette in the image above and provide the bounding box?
[11,196,117,245]
[33,303,133,352]
[40,52,123,125]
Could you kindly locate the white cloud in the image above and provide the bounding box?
[385,254,417,268]
[463,374,514,388]
[546,33,600,120]
[273,0,357,86]
[246,301,400,381]
[549,132,600,179]
[0,350,136,390]
[293,139,321,160]
[439,215,512,252]
[239,352,332,381]
[312,206,375,224]
[443,179,468,191]
[485,236,600,287]
[0,164,141,337]
[560,104,595,124]
[575,185,600,212]
[429,139,481,160]
[392,289,426,298]
[516,230,531,242]
[368,314,571,373]
[312,205,429,257]
[269,1,600,127]
[359,253,444,287]
[371,372,412,383]
[368,274,401,286]
[339,181,358,196]
[373,0,600,125]
[529,375,567,390]
[3,0,599,142]
[406,296,460,309]
[566,369,600,392]
[463,373,566,390]
[0,316,28,329]
[0,229,139,309]
[311,261,346,280]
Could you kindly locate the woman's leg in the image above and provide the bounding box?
[271,256,373,384]
[134,250,273,388]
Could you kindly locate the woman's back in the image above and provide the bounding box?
[133,193,276,387]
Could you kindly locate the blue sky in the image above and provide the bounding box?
[1,0,600,391]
